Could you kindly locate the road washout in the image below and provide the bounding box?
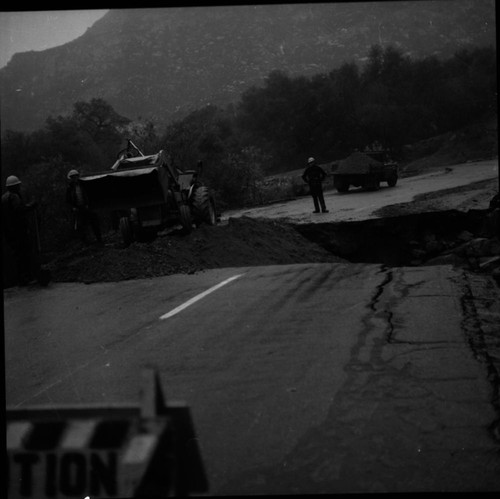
[44,178,499,285]
[296,208,499,268]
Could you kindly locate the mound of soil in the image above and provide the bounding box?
[336,151,382,174]
[47,217,346,284]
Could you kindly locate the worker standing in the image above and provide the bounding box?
[2,175,37,285]
[302,157,329,213]
[66,169,103,245]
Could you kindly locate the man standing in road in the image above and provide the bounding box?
[302,157,329,213]
[2,175,37,285]
[66,169,103,245]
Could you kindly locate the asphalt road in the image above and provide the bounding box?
[223,159,498,223]
[5,263,500,493]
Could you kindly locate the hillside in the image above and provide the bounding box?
[0,1,496,132]
[400,114,498,175]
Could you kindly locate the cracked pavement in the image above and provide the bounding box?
[5,263,500,494]
[218,265,500,494]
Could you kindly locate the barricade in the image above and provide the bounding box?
[6,368,208,498]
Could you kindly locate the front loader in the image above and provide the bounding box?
[79,141,217,246]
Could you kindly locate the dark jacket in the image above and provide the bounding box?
[2,190,31,242]
[302,164,327,187]
[66,181,89,210]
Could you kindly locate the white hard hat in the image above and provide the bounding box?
[308,157,315,164]
[6,175,21,187]
[67,169,80,179]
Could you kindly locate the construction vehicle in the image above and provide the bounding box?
[79,140,217,246]
[332,148,398,193]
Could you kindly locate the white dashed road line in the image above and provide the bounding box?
[159,274,245,320]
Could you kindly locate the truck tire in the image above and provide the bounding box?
[335,178,350,193]
[387,175,398,187]
[364,177,380,191]
[179,204,193,234]
[119,217,134,247]
[192,186,217,226]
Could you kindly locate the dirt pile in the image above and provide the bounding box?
[46,217,346,284]
[336,151,382,174]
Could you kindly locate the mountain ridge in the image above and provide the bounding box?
[0,1,496,131]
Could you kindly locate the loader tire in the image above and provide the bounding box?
[192,186,217,226]
[119,217,133,247]
[179,204,193,234]
[387,174,398,187]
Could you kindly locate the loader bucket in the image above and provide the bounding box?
[80,166,172,211]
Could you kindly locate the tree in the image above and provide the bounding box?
[237,70,305,169]
[1,98,134,251]
[162,105,235,171]
[119,119,163,154]
[72,98,130,144]
[44,115,100,168]
[207,147,266,208]
[364,44,384,82]
[1,130,33,181]
[325,62,363,155]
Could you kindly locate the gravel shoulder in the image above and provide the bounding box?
[374,177,498,217]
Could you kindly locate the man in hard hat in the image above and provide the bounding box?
[66,169,102,245]
[302,157,329,213]
[2,175,38,285]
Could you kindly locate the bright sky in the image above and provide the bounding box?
[0,9,108,68]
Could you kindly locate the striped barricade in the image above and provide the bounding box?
[6,368,208,498]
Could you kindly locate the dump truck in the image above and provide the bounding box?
[79,141,217,246]
[332,149,398,193]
